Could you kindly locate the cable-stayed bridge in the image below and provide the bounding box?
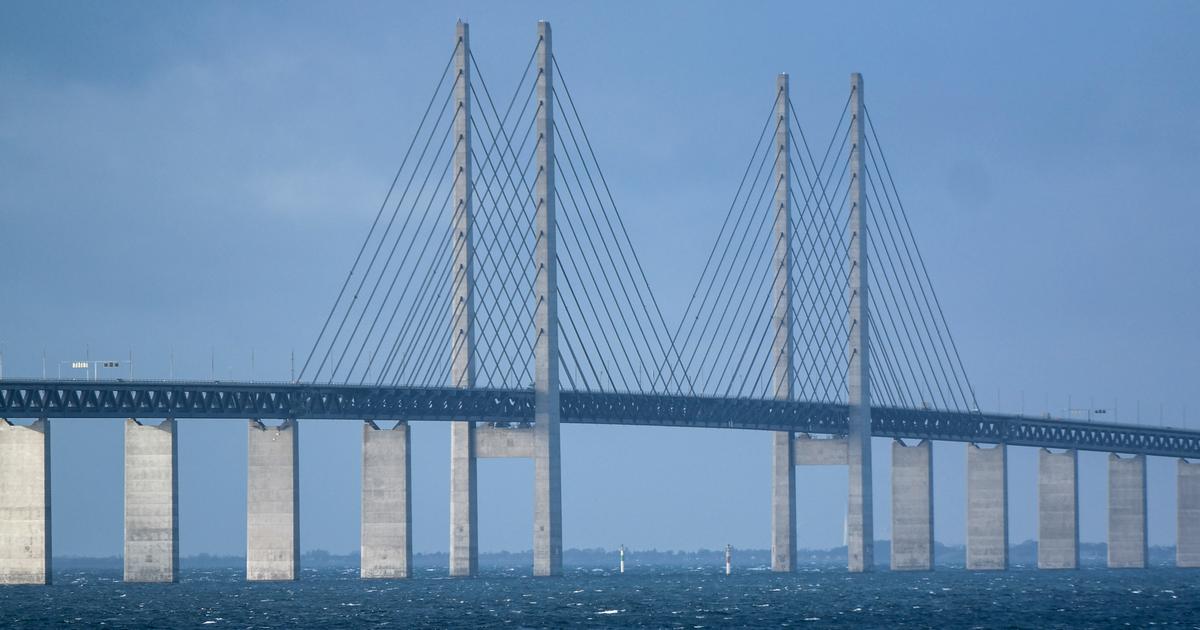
[2,21,1198,585]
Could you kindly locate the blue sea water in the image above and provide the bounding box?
[2,566,1199,628]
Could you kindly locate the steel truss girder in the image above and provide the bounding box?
[1,380,1198,458]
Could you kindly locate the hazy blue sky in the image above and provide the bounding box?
[1,2,1198,558]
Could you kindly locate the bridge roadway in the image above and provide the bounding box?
[2,378,1198,459]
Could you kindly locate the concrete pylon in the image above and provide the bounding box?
[0,419,51,585]
[846,71,873,573]
[770,73,796,574]
[891,439,933,571]
[532,19,563,577]
[448,19,479,579]
[1107,453,1147,569]
[966,442,1007,570]
[1178,459,1200,567]
[123,419,178,583]
[247,419,299,581]
[362,421,412,579]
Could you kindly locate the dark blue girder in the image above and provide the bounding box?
[1,379,1197,459]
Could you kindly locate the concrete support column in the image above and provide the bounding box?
[1178,459,1200,567]
[1107,453,1147,569]
[0,419,51,585]
[532,19,562,577]
[1037,448,1079,570]
[247,419,299,581]
[771,432,796,572]
[449,421,477,577]
[966,443,1007,570]
[769,73,796,574]
[846,71,873,573]
[891,439,933,571]
[124,419,178,582]
[362,421,412,579]
[448,19,479,579]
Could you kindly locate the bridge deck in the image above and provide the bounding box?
[1,379,1197,459]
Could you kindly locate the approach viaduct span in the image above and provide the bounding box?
[3,21,1198,585]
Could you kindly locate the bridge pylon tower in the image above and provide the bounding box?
[770,73,797,573]
[845,72,874,573]
[448,19,478,578]
[532,19,563,577]
[445,19,563,578]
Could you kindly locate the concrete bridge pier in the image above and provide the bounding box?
[449,421,477,577]
[775,434,847,571]
[1107,453,1147,568]
[771,431,796,572]
[966,442,1008,570]
[1038,448,1079,569]
[1178,459,1200,567]
[123,419,178,582]
[449,422,540,575]
[362,421,412,579]
[891,439,933,571]
[0,419,51,585]
[247,419,299,581]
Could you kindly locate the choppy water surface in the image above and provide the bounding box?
[3,566,1200,627]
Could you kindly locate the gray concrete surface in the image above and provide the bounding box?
[0,419,51,585]
[475,425,534,459]
[891,439,933,571]
[532,19,563,578]
[966,442,1008,570]
[845,71,873,573]
[247,419,299,581]
[769,72,796,575]
[362,421,411,579]
[794,434,849,465]
[123,419,178,582]
[772,431,796,572]
[1178,459,1200,567]
[1107,453,1147,568]
[448,19,479,579]
[1037,448,1079,569]
[449,420,477,577]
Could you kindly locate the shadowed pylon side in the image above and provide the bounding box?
[845,72,873,573]
[771,74,797,573]
[532,20,563,578]
[449,20,479,578]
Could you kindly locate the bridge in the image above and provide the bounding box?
[3,20,1198,584]
[4,380,1200,457]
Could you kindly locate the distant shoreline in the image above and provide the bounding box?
[51,541,1181,570]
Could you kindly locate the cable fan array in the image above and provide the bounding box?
[550,58,689,395]
[672,89,851,402]
[300,40,687,395]
[299,31,975,412]
[674,86,978,413]
[299,44,460,388]
[860,105,977,412]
